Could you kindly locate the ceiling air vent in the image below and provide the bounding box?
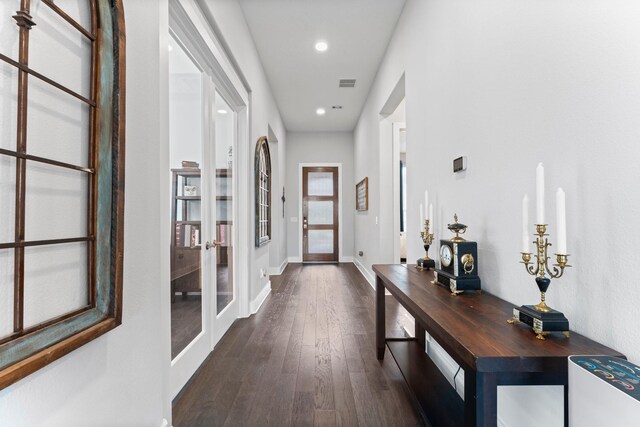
[339,79,356,88]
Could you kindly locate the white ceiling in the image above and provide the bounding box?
[238,0,406,132]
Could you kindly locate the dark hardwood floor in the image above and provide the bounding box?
[172,263,426,426]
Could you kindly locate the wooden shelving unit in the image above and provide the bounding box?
[215,168,232,266]
[171,168,202,302]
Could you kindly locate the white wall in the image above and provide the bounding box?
[286,131,355,261]
[199,0,287,302]
[354,0,640,425]
[0,1,171,425]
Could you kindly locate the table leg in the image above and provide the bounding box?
[376,275,385,360]
[415,319,426,351]
[464,371,497,427]
[564,383,569,427]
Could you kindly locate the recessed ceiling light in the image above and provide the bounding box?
[217,109,228,114]
[316,108,326,116]
[168,44,173,52]
[315,41,328,52]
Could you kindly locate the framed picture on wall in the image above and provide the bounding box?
[356,177,369,211]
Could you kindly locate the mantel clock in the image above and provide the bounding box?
[434,214,481,295]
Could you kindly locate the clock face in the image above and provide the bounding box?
[440,244,453,267]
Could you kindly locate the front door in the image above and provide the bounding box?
[302,167,339,262]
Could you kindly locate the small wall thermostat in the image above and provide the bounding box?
[453,156,467,173]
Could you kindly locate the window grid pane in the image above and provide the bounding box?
[0,0,97,337]
[256,140,270,242]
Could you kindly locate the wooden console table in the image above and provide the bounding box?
[373,264,624,427]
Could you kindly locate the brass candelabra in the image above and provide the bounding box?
[416,219,435,271]
[520,224,570,313]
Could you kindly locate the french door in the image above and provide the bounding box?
[302,167,339,262]
[168,33,239,398]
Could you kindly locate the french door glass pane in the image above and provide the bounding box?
[308,230,333,254]
[215,92,234,315]
[308,201,333,225]
[308,172,333,196]
[169,34,203,359]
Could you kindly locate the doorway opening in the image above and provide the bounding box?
[397,122,407,264]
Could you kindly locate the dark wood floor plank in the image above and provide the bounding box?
[314,409,337,426]
[173,263,426,427]
[350,371,382,427]
[282,311,305,373]
[267,373,297,426]
[292,391,316,427]
[296,344,316,393]
[314,352,335,410]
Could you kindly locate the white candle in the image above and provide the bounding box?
[522,194,530,253]
[556,188,567,254]
[419,203,424,231]
[428,203,434,234]
[424,191,429,218]
[536,163,545,224]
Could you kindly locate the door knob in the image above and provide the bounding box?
[205,240,222,250]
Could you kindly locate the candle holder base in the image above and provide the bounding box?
[508,305,569,340]
[416,257,435,271]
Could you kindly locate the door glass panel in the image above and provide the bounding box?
[308,172,333,196]
[308,201,333,225]
[169,35,202,359]
[308,230,333,254]
[215,92,234,315]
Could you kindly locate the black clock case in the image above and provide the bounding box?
[435,239,481,292]
[434,270,481,292]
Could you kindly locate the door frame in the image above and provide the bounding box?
[168,0,250,400]
[298,163,343,263]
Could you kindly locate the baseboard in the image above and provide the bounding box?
[339,256,354,263]
[288,256,302,263]
[353,258,375,290]
[268,258,288,275]
[250,280,271,314]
